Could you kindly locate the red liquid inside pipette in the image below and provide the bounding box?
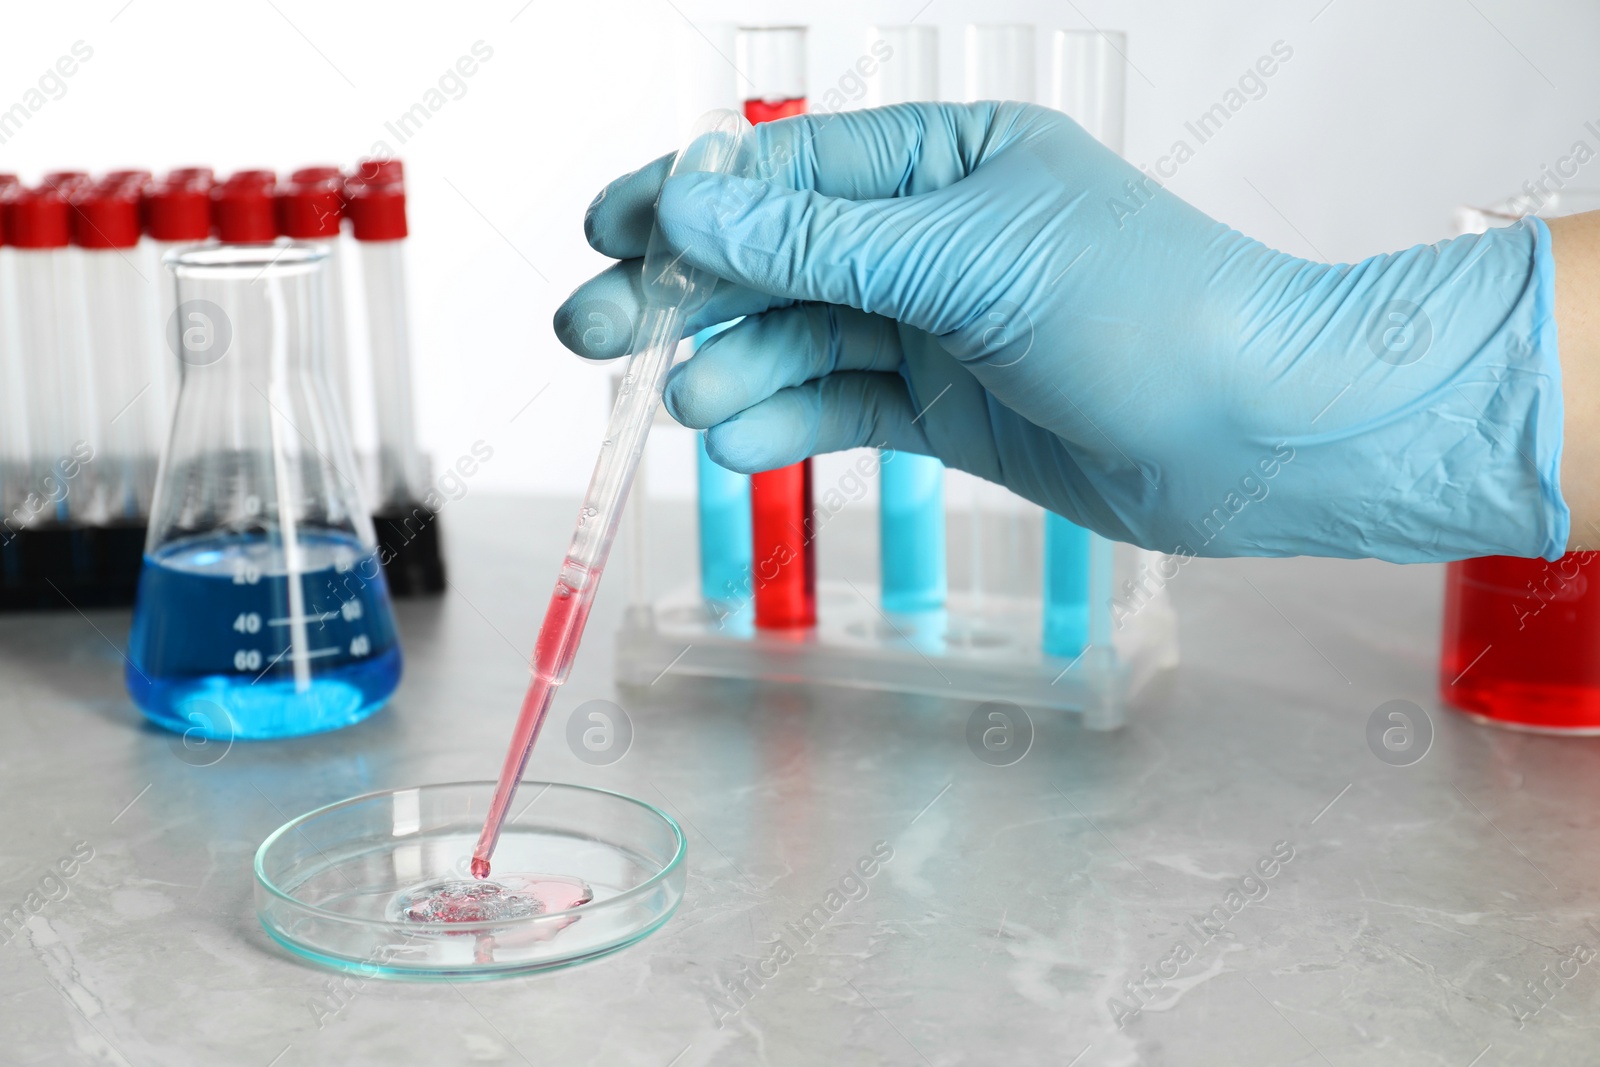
[472,561,600,879]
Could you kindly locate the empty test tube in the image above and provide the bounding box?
[141,174,214,426]
[277,176,356,455]
[348,175,446,595]
[964,25,1038,608]
[965,24,1035,101]
[72,181,166,598]
[871,25,947,614]
[1051,29,1127,154]
[6,186,97,601]
[0,176,23,594]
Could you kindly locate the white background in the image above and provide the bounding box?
[3,0,1596,500]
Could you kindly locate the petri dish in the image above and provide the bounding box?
[254,781,686,979]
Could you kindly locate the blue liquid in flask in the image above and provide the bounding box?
[127,530,402,739]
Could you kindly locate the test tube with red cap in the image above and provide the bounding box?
[352,157,404,187]
[277,175,356,447]
[736,26,816,629]
[5,186,97,603]
[72,182,161,599]
[347,172,445,594]
[0,176,25,595]
[165,167,214,188]
[142,174,214,418]
[212,171,278,245]
[42,171,92,196]
[102,169,152,190]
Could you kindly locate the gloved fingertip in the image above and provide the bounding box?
[661,365,689,424]
[552,289,635,360]
[703,419,764,474]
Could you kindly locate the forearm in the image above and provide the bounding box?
[1552,211,1600,547]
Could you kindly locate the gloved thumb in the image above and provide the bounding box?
[655,171,961,336]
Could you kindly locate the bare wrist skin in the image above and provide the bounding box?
[1551,211,1600,548]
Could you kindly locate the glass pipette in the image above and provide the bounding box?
[472,109,753,879]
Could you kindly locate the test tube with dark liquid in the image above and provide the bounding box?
[348,174,446,596]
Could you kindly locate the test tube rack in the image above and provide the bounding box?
[612,406,1178,731]
[617,562,1177,730]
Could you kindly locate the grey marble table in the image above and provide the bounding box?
[2,493,1597,1067]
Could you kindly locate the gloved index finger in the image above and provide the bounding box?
[746,102,990,200]
[583,104,1000,262]
[583,151,675,260]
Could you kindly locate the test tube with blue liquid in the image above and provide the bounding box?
[872,26,948,615]
[693,322,752,609]
[126,243,401,740]
[1040,29,1127,658]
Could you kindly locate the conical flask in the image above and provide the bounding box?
[127,244,402,739]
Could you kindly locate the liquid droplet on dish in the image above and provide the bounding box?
[392,874,594,925]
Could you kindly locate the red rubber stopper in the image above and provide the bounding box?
[347,181,408,241]
[71,186,141,249]
[101,169,153,189]
[42,170,91,195]
[276,180,344,239]
[212,180,278,243]
[224,168,277,189]
[143,181,212,241]
[165,166,215,188]
[6,187,72,249]
[351,157,404,187]
[291,165,344,187]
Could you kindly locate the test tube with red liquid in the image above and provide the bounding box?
[737,25,815,629]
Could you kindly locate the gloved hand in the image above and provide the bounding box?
[554,102,1567,562]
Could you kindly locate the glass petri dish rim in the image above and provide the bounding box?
[253,780,687,935]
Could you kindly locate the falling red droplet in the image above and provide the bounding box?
[471,856,491,880]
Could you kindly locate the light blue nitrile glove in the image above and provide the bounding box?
[553,102,1566,563]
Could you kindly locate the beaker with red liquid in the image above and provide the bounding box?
[1440,191,1600,732]
[1440,552,1600,732]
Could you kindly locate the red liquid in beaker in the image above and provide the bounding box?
[1440,553,1600,731]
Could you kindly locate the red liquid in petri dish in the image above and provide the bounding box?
[743,95,817,632]
[1440,553,1600,731]
[395,874,593,925]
